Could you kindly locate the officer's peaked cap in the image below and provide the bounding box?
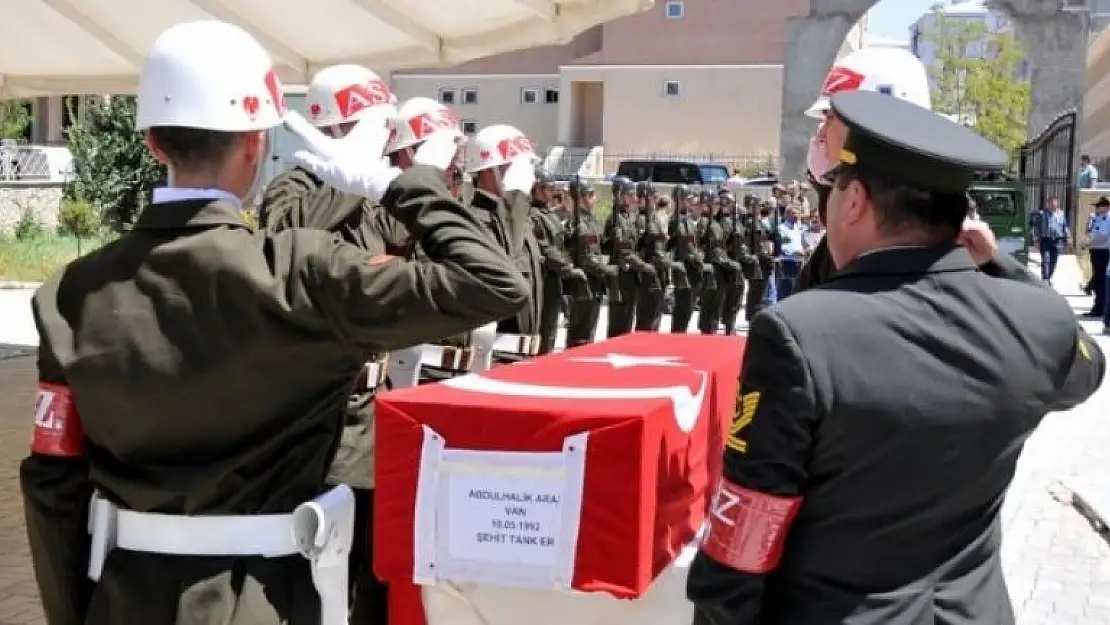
[830,91,1007,194]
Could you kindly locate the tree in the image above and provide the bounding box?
[923,6,1030,154]
[0,100,31,141]
[65,96,166,231]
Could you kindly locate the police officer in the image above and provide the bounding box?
[531,169,587,354]
[636,185,670,331]
[687,90,1106,625]
[669,186,710,333]
[21,20,528,625]
[719,190,758,335]
[258,64,402,624]
[794,47,934,295]
[604,177,650,336]
[464,125,546,364]
[565,179,615,347]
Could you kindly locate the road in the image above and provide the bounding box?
[0,256,1107,624]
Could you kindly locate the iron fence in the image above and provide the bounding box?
[0,141,70,182]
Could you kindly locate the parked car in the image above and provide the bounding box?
[615,159,731,186]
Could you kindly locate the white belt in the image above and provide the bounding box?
[87,485,356,625]
[492,333,541,356]
[362,359,388,390]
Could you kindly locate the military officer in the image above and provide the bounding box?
[565,179,616,347]
[635,189,671,331]
[531,170,587,354]
[698,191,734,335]
[669,185,709,333]
[21,20,528,625]
[744,203,778,321]
[604,177,648,336]
[719,190,758,335]
[464,125,546,364]
[257,63,402,625]
[687,90,1106,625]
[793,47,933,296]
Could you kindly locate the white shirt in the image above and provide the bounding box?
[152,187,242,209]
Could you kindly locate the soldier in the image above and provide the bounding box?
[687,90,1107,625]
[745,203,778,321]
[564,179,617,347]
[531,170,587,354]
[259,64,404,252]
[257,64,401,625]
[698,190,734,335]
[21,20,528,625]
[719,190,758,335]
[635,190,671,331]
[603,177,647,336]
[793,47,933,296]
[464,125,546,364]
[669,185,709,333]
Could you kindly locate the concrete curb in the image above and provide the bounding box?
[0,281,40,290]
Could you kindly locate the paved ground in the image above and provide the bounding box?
[0,256,1106,624]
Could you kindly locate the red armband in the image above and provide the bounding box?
[701,477,802,574]
[30,382,85,457]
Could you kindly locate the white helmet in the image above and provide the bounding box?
[385,97,463,154]
[805,47,931,119]
[304,64,395,128]
[137,21,283,131]
[465,124,538,173]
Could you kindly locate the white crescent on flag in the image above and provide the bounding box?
[442,353,709,433]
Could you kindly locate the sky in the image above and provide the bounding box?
[867,0,941,42]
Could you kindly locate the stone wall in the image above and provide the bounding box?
[0,182,64,236]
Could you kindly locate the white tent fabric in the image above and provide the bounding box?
[0,0,653,97]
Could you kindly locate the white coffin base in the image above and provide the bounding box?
[422,543,697,625]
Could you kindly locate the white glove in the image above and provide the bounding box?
[284,109,401,202]
[501,156,537,194]
[412,132,462,171]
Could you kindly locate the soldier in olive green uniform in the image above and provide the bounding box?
[719,191,759,335]
[605,177,653,336]
[635,188,674,331]
[565,179,617,347]
[20,21,528,625]
[698,192,735,335]
[531,170,587,354]
[668,185,711,333]
[745,202,779,321]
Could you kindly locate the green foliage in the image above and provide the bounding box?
[58,198,103,255]
[14,209,44,240]
[0,232,114,281]
[924,7,1030,154]
[0,101,31,141]
[734,156,777,179]
[65,96,166,231]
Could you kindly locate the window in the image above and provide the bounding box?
[438,88,456,105]
[461,119,479,135]
[664,0,684,19]
[663,81,681,97]
[544,88,559,104]
[521,88,539,104]
[461,88,478,105]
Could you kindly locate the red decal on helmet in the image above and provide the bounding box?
[30,382,85,457]
[496,135,534,161]
[820,66,865,97]
[264,69,285,113]
[242,96,260,120]
[309,103,322,119]
[700,477,802,574]
[407,109,459,141]
[334,81,393,120]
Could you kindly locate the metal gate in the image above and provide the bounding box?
[1018,110,1078,245]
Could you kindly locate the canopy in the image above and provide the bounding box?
[0,0,653,97]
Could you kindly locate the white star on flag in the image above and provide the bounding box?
[568,354,687,369]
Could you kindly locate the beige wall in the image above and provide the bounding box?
[1086,26,1110,159]
[558,64,785,157]
[389,74,561,150]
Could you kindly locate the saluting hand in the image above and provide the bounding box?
[283,108,400,201]
[958,219,998,266]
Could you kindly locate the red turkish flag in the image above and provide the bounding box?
[374,333,744,625]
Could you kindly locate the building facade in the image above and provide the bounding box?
[390,0,867,169]
[908,0,1029,83]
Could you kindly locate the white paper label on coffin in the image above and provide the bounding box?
[442,354,709,433]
